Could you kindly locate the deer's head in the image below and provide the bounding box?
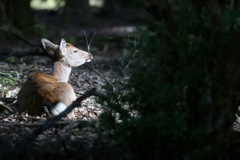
[41,38,93,67]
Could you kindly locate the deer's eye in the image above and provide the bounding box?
[73,50,78,53]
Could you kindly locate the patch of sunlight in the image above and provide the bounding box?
[89,0,105,7]
[30,0,65,10]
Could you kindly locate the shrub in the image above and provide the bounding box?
[98,1,240,159]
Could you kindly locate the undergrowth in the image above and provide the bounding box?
[96,1,240,160]
[0,71,21,97]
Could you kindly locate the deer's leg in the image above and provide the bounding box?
[50,83,77,117]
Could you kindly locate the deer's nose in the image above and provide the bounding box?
[89,53,93,59]
[86,53,93,62]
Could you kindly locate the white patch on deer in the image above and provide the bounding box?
[50,102,67,116]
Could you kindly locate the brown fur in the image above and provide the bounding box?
[17,38,92,116]
[17,72,76,115]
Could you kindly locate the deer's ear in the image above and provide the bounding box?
[41,38,58,56]
[59,38,67,56]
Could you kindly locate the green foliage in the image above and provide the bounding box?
[0,71,21,97]
[97,1,240,160]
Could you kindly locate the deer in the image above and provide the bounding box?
[17,38,93,117]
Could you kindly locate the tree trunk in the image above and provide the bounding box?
[64,0,93,26]
[0,0,35,32]
[141,0,175,25]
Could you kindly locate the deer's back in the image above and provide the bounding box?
[17,72,75,115]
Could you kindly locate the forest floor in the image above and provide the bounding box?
[0,6,146,159]
[0,59,128,160]
[1,6,240,160]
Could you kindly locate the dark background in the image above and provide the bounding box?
[1,0,240,159]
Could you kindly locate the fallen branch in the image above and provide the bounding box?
[61,120,93,132]
[0,48,50,58]
[0,28,52,59]
[0,88,97,159]
[0,120,92,128]
[0,28,41,48]
[0,101,14,113]
[0,121,71,127]
[0,97,16,103]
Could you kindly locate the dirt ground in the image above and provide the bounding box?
[1,6,240,159]
[0,6,145,159]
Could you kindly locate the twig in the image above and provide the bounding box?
[0,28,51,59]
[0,97,16,103]
[83,30,96,52]
[0,101,14,113]
[0,48,49,58]
[83,31,113,87]
[0,121,73,127]
[0,88,97,159]
[91,61,113,87]
[0,28,41,48]
[61,120,95,132]
[114,49,140,82]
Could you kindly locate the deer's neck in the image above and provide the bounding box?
[51,61,72,82]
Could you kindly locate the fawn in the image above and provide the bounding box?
[17,38,93,116]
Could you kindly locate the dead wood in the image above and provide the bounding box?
[0,28,52,59]
[0,48,50,58]
[0,120,85,128]
[0,88,97,159]
[0,101,14,113]
[0,97,16,103]
[0,28,41,48]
